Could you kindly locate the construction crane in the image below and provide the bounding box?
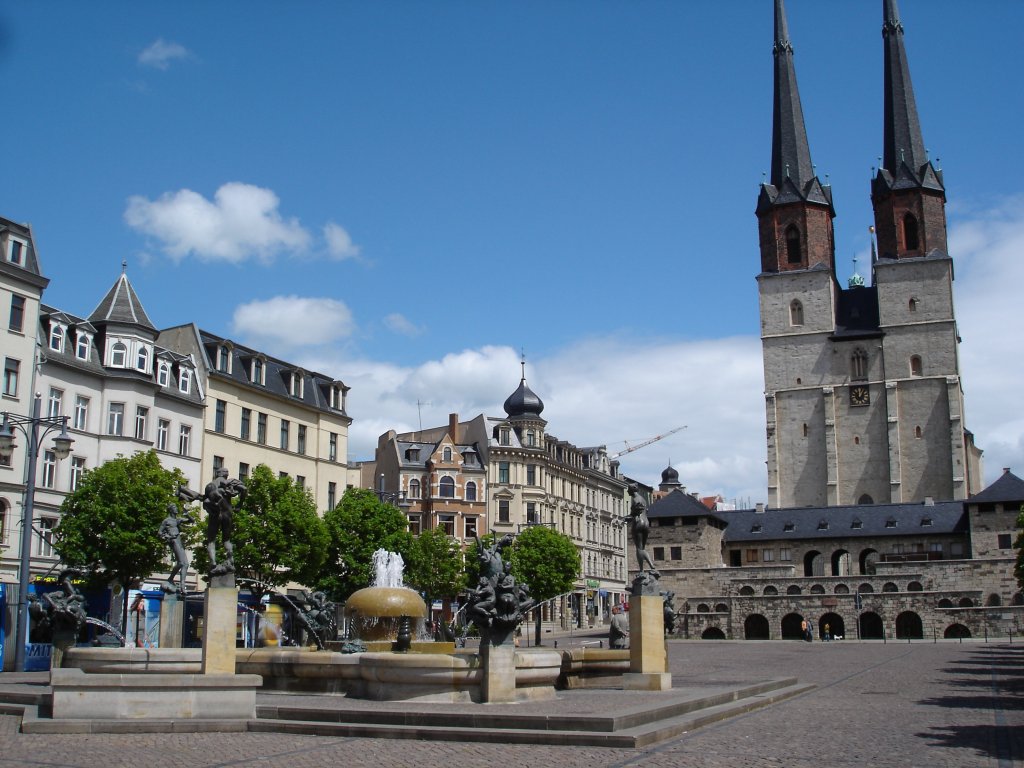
[609,426,687,459]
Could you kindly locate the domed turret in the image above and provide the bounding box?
[661,465,680,485]
[503,363,544,419]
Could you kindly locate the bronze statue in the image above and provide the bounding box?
[466,532,533,646]
[158,501,192,594]
[627,484,659,576]
[178,468,247,577]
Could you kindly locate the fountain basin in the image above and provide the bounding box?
[344,586,427,641]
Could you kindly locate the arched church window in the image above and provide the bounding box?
[785,225,802,264]
[903,213,920,251]
[908,297,919,313]
[910,355,923,377]
[851,348,868,381]
[790,300,804,327]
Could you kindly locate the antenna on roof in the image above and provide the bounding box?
[416,399,431,432]
[121,259,127,274]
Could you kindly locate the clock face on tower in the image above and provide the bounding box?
[850,385,870,406]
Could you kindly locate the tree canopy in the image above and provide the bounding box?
[189,464,328,599]
[55,450,190,628]
[316,488,413,602]
[510,524,580,602]
[404,525,465,606]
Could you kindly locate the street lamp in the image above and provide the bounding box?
[0,393,74,671]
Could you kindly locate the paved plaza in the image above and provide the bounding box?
[0,639,1020,767]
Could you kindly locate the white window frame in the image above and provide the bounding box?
[47,387,63,418]
[49,322,66,352]
[178,367,191,394]
[157,419,170,451]
[110,341,127,367]
[135,405,148,440]
[73,395,89,430]
[107,402,125,436]
[70,456,86,491]
[157,361,170,387]
[75,331,91,360]
[178,424,191,456]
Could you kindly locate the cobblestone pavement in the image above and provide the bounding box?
[0,640,1020,768]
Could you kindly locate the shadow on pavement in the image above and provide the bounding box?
[918,724,1023,764]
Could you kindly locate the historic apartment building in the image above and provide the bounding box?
[372,369,631,622]
[757,0,983,509]
[635,0,1019,644]
[159,326,357,514]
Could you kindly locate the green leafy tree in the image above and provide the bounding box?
[404,526,466,616]
[1015,506,1024,589]
[54,450,189,631]
[317,488,413,602]
[191,464,328,601]
[510,525,580,645]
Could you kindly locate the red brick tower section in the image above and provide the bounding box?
[871,0,947,260]
[756,0,836,275]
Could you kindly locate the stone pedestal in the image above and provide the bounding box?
[624,595,671,691]
[480,642,516,703]
[159,594,184,649]
[202,585,238,675]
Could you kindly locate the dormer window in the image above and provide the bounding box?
[216,345,232,374]
[136,345,150,372]
[8,237,25,265]
[442,446,453,462]
[75,331,91,360]
[885,517,897,529]
[499,428,510,446]
[851,518,863,530]
[110,341,127,367]
[290,371,304,398]
[48,323,66,352]
[750,522,762,533]
[921,517,932,527]
[251,358,265,385]
[178,367,192,394]
[157,361,170,387]
[817,519,829,531]
[783,521,795,532]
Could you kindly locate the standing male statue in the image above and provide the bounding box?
[158,501,193,594]
[178,468,247,577]
[627,484,659,576]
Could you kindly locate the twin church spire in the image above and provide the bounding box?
[759,0,947,274]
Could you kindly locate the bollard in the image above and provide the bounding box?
[554,640,558,648]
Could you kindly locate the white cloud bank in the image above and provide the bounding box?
[231,296,355,349]
[124,183,361,264]
[383,313,425,337]
[138,39,190,70]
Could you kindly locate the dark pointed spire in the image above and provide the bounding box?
[770,0,815,189]
[88,271,156,331]
[881,0,927,174]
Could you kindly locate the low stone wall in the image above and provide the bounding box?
[559,647,630,689]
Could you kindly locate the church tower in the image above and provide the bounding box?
[756,0,982,509]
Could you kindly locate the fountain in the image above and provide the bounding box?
[344,550,428,644]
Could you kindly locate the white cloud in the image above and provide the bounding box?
[324,222,361,260]
[383,313,425,338]
[138,39,190,70]
[231,296,354,349]
[124,182,311,263]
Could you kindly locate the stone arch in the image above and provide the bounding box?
[895,611,923,639]
[944,623,971,639]
[834,584,850,594]
[715,603,729,613]
[786,585,802,595]
[763,585,778,596]
[819,612,845,640]
[903,212,920,251]
[859,548,879,576]
[739,585,755,596]
[803,550,824,577]
[859,611,884,640]
[697,603,710,613]
[986,593,1002,607]
[858,583,874,593]
[907,581,923,592]
[744,614,770,640]
[701,627,726,640]
[780,613,806,640]
[958,597,974,608]
[937,598,954,608]
[831,549,851,576]
[1013,593,1024,606]
[786,226,802,265]
[882,582,899,593]
[810,584,825,594]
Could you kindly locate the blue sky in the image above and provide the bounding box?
[3,1,1023,503]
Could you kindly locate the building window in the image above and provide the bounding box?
[442,446,452,462]
[885,517,897,529]
[257,413,267,444]
[526,464,536,485]
[8,238,25,265]
[107,403,124,436]
[910,355,923,377]
[41,450,57,488]
[439,476,455,498]
[903,212,920,251]
[785,224,802,264]
[439,514,455,536]
[671,546,682,561]
[49,323,65,352]
[851,348,868,381]
[498,499,510,523]
[280,419,290,450]
[908,297,919,313]
[762,549,774,562]
[212,455,224,474]
[216,346,230,373]
[295,475,305,490]
[238,462,249,481]
[329,433,337,461]
[790,299,804,327]
[76,332,90,360]
[297,425,307,455]
[498,462,509,484]
[653,546,665,560]
[409,479,421,499]
[136,345,150,371]
[252,358,265,385]
[70,456,86,491]
[526,503,538,524]
[526,430,536,447]
[999,533,1013,550]
[47,388,63,417]
[779,547,792,562]
[8,295,24,332]
[407,514,421,536]
[240,408,251,440]
[499,428,510,446]
[135,406,148,440]
[178,425,191,456]
[746,549,759,563]
[915,426,923,439]
[178,367,191,393]
[157,361,170,387]
[157,419,169,451]
[110,341,127,367]
[465,481,477,502]
[73,396,89,430]
[3,358,20,396]
[466,516,478,539]
[214,400,226,433]
[327,482,337,511]
[36,518,55,558]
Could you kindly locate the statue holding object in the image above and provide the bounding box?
[178,467,247,577]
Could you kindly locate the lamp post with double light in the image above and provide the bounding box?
[0,393,74,671]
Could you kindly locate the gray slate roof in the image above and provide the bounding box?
[969,469,1024,505]
[87,273,157,331]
